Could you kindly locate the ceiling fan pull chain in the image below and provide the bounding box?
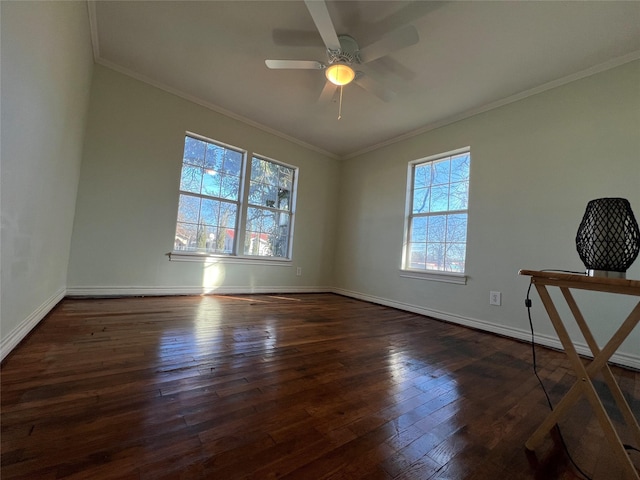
[338,85,344,120]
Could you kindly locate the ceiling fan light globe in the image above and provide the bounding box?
[325,63,355,86]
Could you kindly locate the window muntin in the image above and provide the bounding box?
[404,148,470,274]
[173,134,297,260]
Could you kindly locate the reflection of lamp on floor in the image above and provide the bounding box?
[575,197,640,278]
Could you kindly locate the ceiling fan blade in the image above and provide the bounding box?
[318,81,337,103]
[354,74,396,102]
[359,24,419,64]
[265,60,324,70]
[304,0,341,51]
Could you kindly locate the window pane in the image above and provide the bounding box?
[204,143,224,171]
[219,202,237,228]
[411,216,427,243]
[449,181,469,211]
[180,165,203,194]
[262,210,276,231]
[445,243,466,272]
[175,222,198,251]
[427,215,446,243]
[413,187,430,214]
[201,170,221,197]
[248,181,264,206]
[426,243,445,270]
[263,162,278,186]
[245,207,270,255]
[200,198,220,226]
[250,158,263,181]
[224,150,242,176]
[192,224,212,251]
[432,158,450,185]
[200,225,217,252]
[446,214,467,243]
[430,185,449,212]
[278,166,294,190]
[278,188,291,211]
[177,194,200,224]
[409,243,426,269]
[184,137,206,166]
[214,226,234,253]
[220,174,239,201]
[264,185,278,208]
[272,213,290,257]
[414,163,432,189]
[245,206,262,233]
[451,153,470,182]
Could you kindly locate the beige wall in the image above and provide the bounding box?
[334,60,640,367]
[66,65,341,295]
[1,1,94,358]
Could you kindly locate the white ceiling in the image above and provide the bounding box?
[89,1,640,159]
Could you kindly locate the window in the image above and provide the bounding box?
[402,147,470,277]
[175,136,243,254]
[245,157,295,257]
[173,133,297,260]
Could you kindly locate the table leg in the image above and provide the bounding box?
[560,288,640,447]
[526,284,640,479]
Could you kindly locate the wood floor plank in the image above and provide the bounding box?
[1,293,638,479]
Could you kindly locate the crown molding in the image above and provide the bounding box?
[343,50,640,160]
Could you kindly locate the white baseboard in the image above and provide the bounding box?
[1,288,66,362]
[66,285,331,297]
[332,287,640,371]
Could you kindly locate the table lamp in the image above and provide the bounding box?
[575,197,640,278]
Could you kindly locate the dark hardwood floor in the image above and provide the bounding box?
[1,293,638,479]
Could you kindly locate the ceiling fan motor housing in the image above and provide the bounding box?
[328,35,360,65]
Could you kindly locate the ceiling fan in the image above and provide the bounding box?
[265,0,419,116]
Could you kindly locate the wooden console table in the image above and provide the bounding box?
[519,269,640,480]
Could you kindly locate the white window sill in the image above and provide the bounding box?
[167,252,292,267]
[400,269,467,285]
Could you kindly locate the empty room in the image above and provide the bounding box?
[1,1,639,479]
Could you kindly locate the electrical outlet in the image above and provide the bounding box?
[296,267,302,276]
[490,291,501,306]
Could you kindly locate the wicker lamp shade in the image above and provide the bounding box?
[575,198,640,277]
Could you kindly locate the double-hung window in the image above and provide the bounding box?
[245,157,295,257]
[402,147,470,279]
[173,133,297,260]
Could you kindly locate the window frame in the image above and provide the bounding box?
[401,146,471,284]
[169,132,298,264]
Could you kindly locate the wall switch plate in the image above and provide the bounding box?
[296,267,302,276]
[490,291,501,306]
